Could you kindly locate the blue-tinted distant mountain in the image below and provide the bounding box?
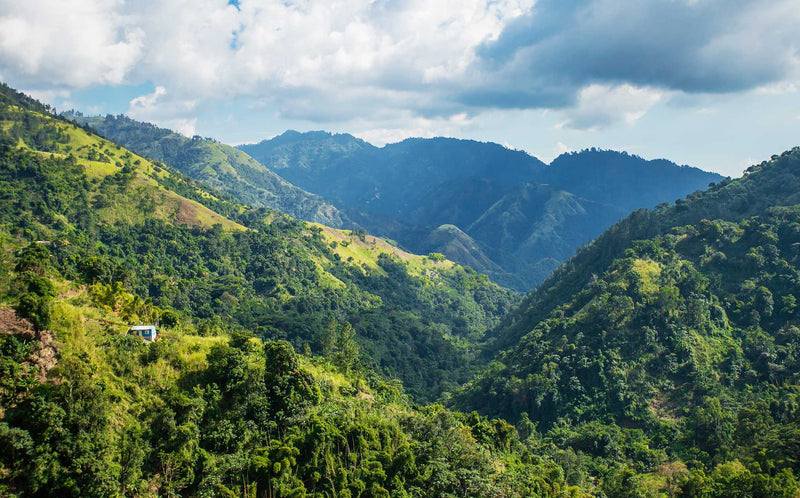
[240,132,546,219]
[542,148,721,211]
[239,132,723,290]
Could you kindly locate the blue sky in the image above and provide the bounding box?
[1,0,798,177]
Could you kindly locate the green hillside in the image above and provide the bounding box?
[0,268,576,496]
[1,85,245,232]
[5,82,800,496]
[0,83,587,497]
[63,113,353,229]
[452,148,800,495]
[0,83,518,402]
[488,148,800,354]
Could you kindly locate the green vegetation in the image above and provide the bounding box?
[488,147,800,353]
[0,84,577,497]
[4,82,800,496]
[1,83,518,402]
[454,149,800,495]
[0,276,577,496]
[238,132,721,290]
[63,112,352,228]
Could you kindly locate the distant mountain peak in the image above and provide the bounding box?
[263,129,367,146]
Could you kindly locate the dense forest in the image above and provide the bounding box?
[3,83,800,496]
[0,83,575,497]
[453,148,800,495]
[0,83,519,401]
[65,120,721,291]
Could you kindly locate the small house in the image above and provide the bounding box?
[129,325,157,342]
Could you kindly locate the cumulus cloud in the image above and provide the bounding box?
[557,84,665,131]
[0,0,533,119]
[126,85,199,136]
[470,0,800,107]
[351,111,475,146]
[0,0,143,88]
[1,0,798,133]
[107,0,534,122]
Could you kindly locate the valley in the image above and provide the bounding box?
[1,82,799,496]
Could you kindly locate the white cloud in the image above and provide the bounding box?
[557,84,665,131]
[126,85,198,136]
[0,0,142,88]
[351,112,474,146]
[166,118,198,137]
[21,88,71,107]
[1,0,798,144]
[0,0,535,122]
[129,86,168,112]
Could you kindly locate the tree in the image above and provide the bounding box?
[323,321,360,374]
[14,243,50,277]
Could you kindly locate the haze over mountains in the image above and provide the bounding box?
[67,113,722,290]
[240,131,722,289]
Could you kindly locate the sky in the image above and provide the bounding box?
[1,0,799,177]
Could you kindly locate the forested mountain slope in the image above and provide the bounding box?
[239,132,722,290]
[1,83,517,401]
[451,148,800,495]
[63,113,353,228]
[1,86,245,232]
[0,82,587,498]
[2,83,798,496]
[542,149,723,212]
[0,248,573,496]
[488,148,800,353]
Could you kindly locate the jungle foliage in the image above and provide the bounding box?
[4,83,800,496]
[454,149,800,495]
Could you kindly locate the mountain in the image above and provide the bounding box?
[451,147,800,495]
[0,82,587,498]
[239,132,723,290]
[420,224,501,274]
[1,83,519,401]
[465,184,629,288]
[1,87,244,232]
[542,148,722,212]
[240,133,546,216]
[62,113,353,228]
[3,83,799,496]
[486,150,800,354]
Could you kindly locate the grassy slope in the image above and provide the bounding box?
[313,224,456,275]
[1,104,243,232]
[1,85,521,403]
[64,113,352,228]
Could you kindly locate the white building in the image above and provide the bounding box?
[129,325,157,342]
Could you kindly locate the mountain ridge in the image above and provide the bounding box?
[0,84,518,401]
[238,130,722,290]
[62,113,355,229]
[3,82,800,496]
[450,146,800,494]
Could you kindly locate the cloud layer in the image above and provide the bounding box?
[1,0,798,132]
[469,0,800,109]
